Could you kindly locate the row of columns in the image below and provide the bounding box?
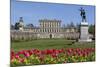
[40,22,60,28]
[39,19,61,33]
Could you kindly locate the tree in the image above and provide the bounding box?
[26,23,34,29]
[66,22,76,29]
[88,24,95,37]
[70,22,75,28]
[15,22,20,30]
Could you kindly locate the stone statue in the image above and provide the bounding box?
[79,7,86,22]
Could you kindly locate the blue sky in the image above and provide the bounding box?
[11,0,95,26]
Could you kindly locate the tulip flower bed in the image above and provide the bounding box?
[11,48,95,66]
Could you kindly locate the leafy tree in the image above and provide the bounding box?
[88,24,95,37]
[26,23,34,29]
[15,22,20,30]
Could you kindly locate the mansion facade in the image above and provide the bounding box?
[11,17,79,39]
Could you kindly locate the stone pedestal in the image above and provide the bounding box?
[79,22,92,42]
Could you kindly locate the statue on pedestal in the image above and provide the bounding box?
[78,7,92,42]
[79,7,86,22]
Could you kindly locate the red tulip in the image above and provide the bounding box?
[46,49,53,54]
[27,50,33,55]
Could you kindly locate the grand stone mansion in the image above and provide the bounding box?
[11,17,79,39]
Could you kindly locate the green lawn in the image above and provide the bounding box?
[11,39,95,52]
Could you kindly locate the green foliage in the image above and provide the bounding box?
[15,23,20,30]
[88,24,95,36]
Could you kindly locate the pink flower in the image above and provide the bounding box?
[15,54,20,59]
[24,52,30,57]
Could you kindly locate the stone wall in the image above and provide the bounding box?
[11,30,79,41]
[11,30,38,41]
